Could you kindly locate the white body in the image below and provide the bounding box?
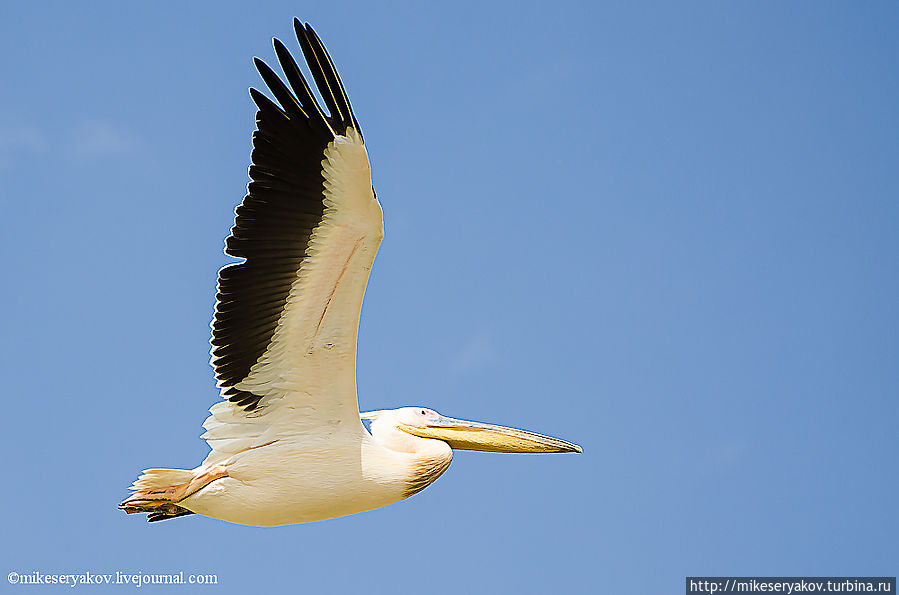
[182,424,450,526]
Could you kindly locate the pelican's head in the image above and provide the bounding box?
[361,407,582,454]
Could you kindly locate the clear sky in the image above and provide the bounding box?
[1,1,897,593]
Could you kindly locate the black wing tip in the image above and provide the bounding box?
[248,86,264,104]
[293,21,321,55]
[301,21,319,38]
[293,19,309,48]
[253,56,271,75]
[298,23,329,55]
[248,87,281,114]
[290,20,359,136]
[252,57,275,83]
[273,38,304,82]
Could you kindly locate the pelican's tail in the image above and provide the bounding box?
[119,468,198,522]
[120,465,229,522]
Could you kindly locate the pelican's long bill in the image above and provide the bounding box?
[399,415,583,454]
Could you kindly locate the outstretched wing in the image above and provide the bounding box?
[201,21,382,460]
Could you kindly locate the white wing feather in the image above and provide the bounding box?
[201,129,382,464]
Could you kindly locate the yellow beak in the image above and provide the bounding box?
[399,415,582,454]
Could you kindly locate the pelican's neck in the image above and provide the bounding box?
[366,419,453,498]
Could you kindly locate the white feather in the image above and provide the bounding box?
[200,129,382,464]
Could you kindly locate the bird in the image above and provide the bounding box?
[120,20,582,527]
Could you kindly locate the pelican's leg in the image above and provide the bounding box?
[177,464,230,500]
[119,464,229,520]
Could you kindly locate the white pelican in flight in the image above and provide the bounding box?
[121,20,581,527]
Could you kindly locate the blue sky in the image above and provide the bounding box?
[2,1,897,593]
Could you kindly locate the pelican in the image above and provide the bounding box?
[120,20,581,527]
